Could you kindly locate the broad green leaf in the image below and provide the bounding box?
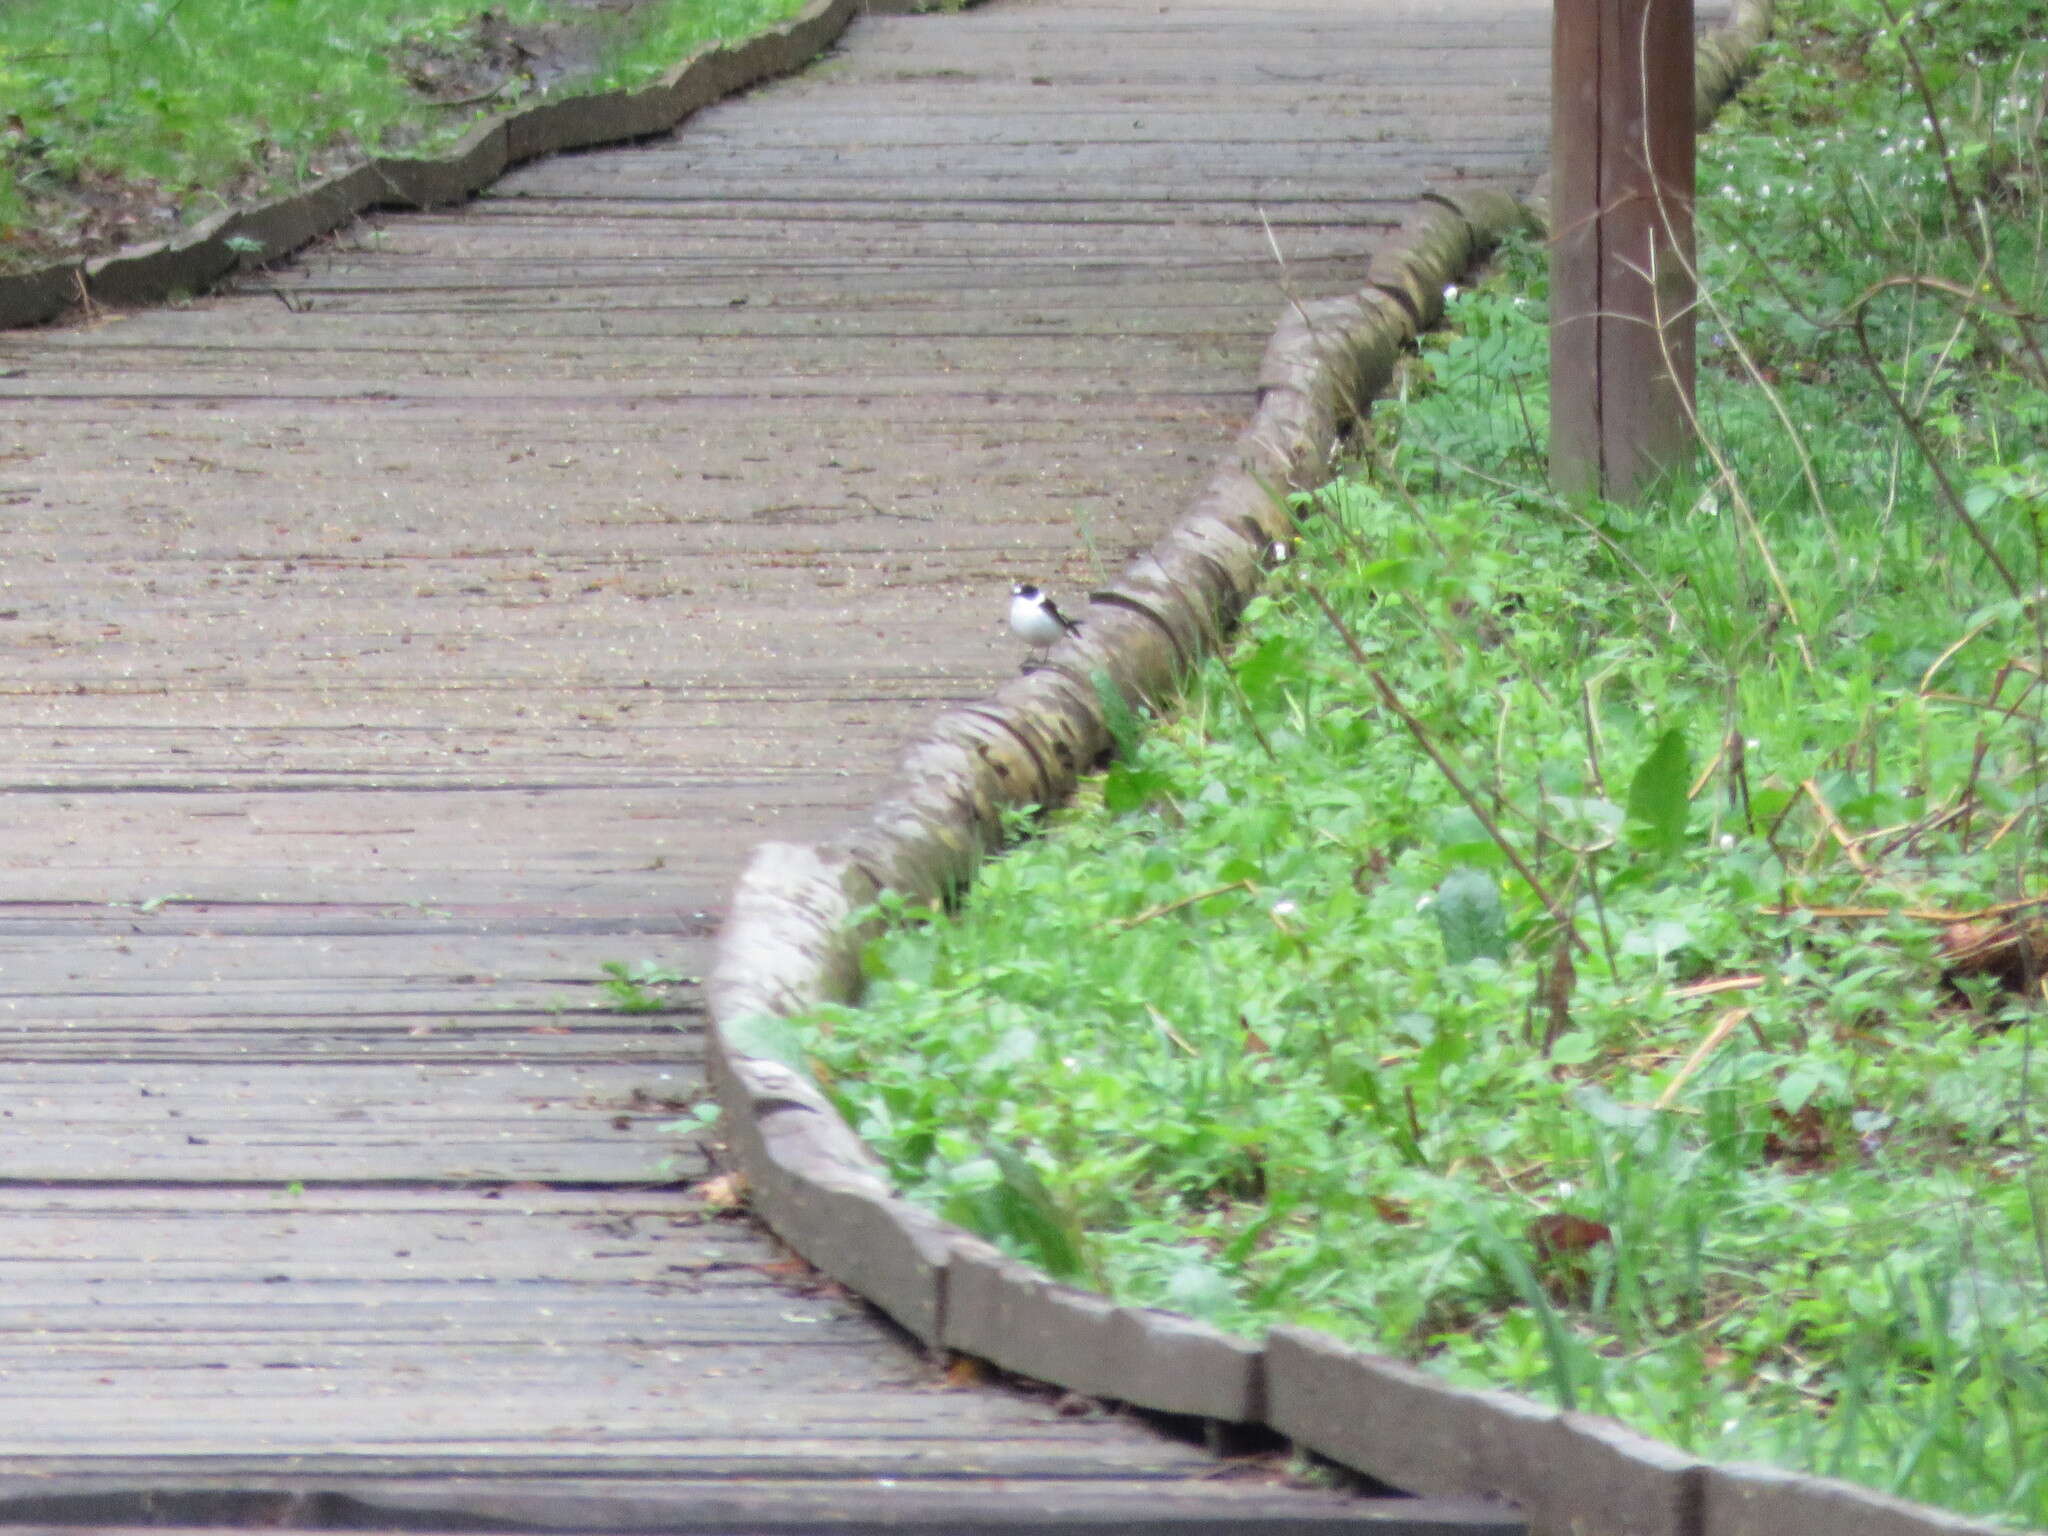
[1621,918,1695,965]
[1547,794,1626,845]
[1235,634,1305,712]
[1775,1060,1846,1115]
[1748,785,1794,827]
[984,1142,1092,1283]
[1435,807,1508,869]
[1360,556,1417,590]
[1548,1030,1600,1065]
[1433,867,1509,964]
[1103,764,1171,815]
[1438,838,1509,870]
[1625,727,1692,857]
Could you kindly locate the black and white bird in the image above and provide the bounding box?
[1009,582,1081,662]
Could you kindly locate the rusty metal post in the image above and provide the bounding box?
[1550,0,1697,502]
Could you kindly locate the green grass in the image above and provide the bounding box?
[0,0,803,266]
[789,0,2048,1523]
[592,0,809,83]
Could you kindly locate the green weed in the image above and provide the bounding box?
[798,0,2048,1523]
[600,959,697,1013]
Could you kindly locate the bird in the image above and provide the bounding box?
[1009,582,1081,662]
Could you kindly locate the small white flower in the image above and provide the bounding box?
[1443,283,1460,302]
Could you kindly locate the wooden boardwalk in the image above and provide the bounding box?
[0,0,1549,1523]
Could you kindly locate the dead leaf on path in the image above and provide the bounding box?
[941,1354,989,1390]
[692,1171,748,1212]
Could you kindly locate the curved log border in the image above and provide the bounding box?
[0,0,868,329]
[708,6,2013,1534]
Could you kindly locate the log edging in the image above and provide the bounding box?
[0,0,862,329]
[704,3,1993,1532]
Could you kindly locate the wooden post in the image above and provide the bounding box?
[1550,0,1696,502]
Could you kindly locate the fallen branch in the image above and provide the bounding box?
[1653,1007,1754,1110]
[1801,778,1873,875]
[1117,879,1255,929]
[1669,974,1767,1000]
[1767,892,2048,924]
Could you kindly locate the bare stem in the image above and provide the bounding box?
[1304,582,1585,949]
